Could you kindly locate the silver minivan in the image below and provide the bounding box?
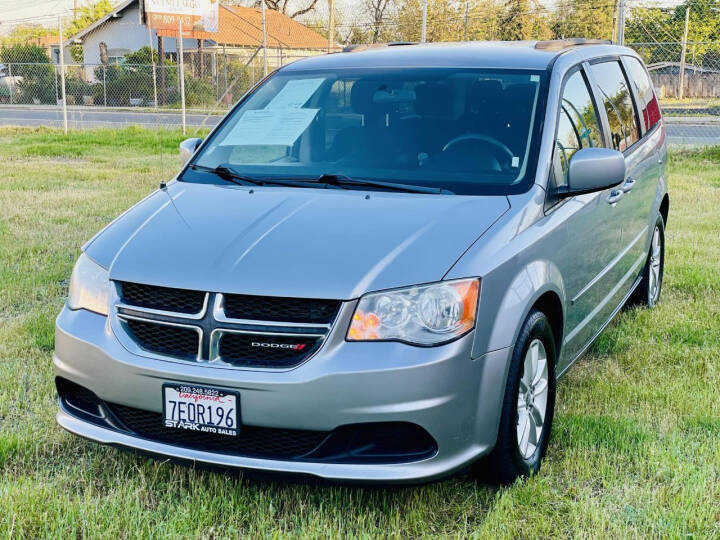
[55,39,668,484]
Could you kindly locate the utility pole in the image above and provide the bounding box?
[178,18,186,135]
[147,23,158,108]
[464,0,469,41]
[611,0,618,44]
[328,0,335,51]
[616,0,625,46]
[421,0,427,42]
[261,0,268,76]
[74,0,79,20]
[679,5,690,99]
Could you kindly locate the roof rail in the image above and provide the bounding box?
[342,42,418,53]
[535,38,612,51]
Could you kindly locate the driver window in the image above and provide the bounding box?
[550,69,603,192]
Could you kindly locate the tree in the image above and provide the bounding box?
[65,0,115,38]
[625,0,720,65]
[257,0,320,19]
[0,45,57,104]
[365,0,396,43]
[496,0,551,41]
[3,25,56,45]
[395,0,464,42]
[0,44,53,78]
[551,0,614,40]
[464,0,505,41]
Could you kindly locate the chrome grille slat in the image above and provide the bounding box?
[212,294,332,329]
[111,282,339,369]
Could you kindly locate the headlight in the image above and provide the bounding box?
[67,253,110,316]
[347,278,479,346]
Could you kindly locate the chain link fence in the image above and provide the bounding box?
[0,0,718,144]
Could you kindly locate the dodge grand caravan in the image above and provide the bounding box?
[55,39,668,484]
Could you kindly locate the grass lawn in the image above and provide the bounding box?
[1,126,719,538]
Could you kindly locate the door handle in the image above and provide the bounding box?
[606,189,623,205]
[621,177,635,192]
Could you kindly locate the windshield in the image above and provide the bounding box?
[185,67,547,195]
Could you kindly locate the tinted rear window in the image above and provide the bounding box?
[624,56,662,131]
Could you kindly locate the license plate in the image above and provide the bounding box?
[162,384,239,436]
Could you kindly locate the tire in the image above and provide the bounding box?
[628,214,665,308]
[474,309,557,485]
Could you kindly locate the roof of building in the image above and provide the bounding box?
[283,41,630,71]
[64,0,135,45]
[32,34,60,48]
[155,5,330,50]
[64,0,330,51]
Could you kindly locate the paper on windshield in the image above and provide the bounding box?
[220,108,319,147]
[265,78,325,109]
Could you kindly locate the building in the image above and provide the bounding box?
[31,34,62,63]
[65,0,333,81]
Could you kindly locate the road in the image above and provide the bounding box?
[0,106,718,145]
[0,107,222,130]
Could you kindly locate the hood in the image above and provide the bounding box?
[85,182,509,300]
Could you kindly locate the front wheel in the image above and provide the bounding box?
[474,309,557,485]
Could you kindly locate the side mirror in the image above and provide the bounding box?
[561,148,625,197]
[179,138,202,166]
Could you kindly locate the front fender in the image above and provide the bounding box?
[473,259,567,359]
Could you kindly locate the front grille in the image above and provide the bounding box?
[120,282,205,314]
[114,282,340,368]
[223,294,340,324]
[125,319,199,358]
[108,403,329,459]
[218,333,323,368]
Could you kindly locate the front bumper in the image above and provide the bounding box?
[54,306,511,483]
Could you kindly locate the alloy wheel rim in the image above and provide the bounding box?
[516,338,549,460]
[648,225,662,305]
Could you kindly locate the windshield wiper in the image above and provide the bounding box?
[315,173,451,194]
[190,166,451,194]
[189,164,265,186]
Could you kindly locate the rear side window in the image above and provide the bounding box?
[550,70,604,190]
[624,56,662,131]
[590,61,640,151]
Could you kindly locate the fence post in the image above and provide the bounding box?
[421,0,428,43]
[223,44,228,107]
[53,64,59,103]
[328,0,335,51]
[158,35,166,106]
[147,23,158,108]
[262,0,268,76]
[58,16,68,134]
[178,18,187,135]
[679,6,690,100]
[7,64,12,105]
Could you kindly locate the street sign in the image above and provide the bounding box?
[144,0,219,34]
